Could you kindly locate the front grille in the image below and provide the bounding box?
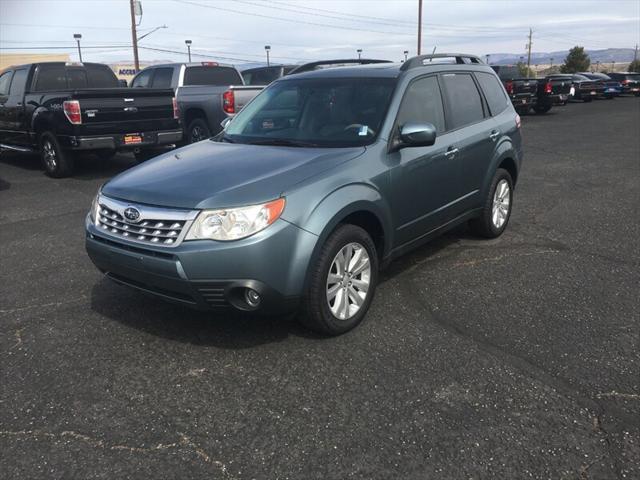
[98,204,186,246]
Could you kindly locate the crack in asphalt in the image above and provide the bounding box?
[0,429,235,479]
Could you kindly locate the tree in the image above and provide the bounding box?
[561,46,590,73]
[516,61,535,78]
[629,59,640,73]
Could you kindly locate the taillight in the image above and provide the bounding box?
[63,100,82,125]
[505,81,514,95]
[222,90,235,114]
[172,97,179,119]
[545,82,552,94]
[515,114,521,129]
[621,80,630,85]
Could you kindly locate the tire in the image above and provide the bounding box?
[300,224,379,336]
[533,104,552,114]
[469,168,514,239]
[40,131,75,178]
[186,118,211,144]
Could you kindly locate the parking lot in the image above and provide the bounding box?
[1,98,638,479]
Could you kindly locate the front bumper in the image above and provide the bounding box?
[85,214,317,313]
[62,129,183,151]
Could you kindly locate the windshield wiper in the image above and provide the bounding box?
[247,138,319,148]
[220,134,235,143]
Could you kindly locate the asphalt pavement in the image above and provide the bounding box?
[1,97,639,480]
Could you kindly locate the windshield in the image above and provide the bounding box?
[223,77,396,147]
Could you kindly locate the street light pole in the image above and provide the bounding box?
[550,57,554,71]
[417,0,423,55]
[73,33,83,62]
[265,45,271,66]
[404,50,409,62]
[485,54,490,64]
[137,24,167,42]
[357,49,362,60]
[185,40,192,62]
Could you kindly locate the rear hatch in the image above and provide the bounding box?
[70,88,178,135]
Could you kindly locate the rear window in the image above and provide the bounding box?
[67,69,88,89]
[476,72,509,115]
[183,66,241,86]
[440,73,486,130]
[491,66,520,80]
[132,69,153,88]
[242,67,282,86]
[33,64,118,91]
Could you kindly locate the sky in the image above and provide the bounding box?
[1,0,639,66]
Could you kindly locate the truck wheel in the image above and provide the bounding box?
[40,132,75,178]
[300,224,378,336]
[469,168,514,238]
[187,119,211,144]
[533,104,552,114]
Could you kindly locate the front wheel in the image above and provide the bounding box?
[300,224,378,336]
[469,168,514,238]
[40,131,75,178]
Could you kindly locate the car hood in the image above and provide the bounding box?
[102,140,365,209]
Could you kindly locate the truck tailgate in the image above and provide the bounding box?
[70,88,178,134]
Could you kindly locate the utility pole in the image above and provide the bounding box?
[129,0,140,72]
[526,28,533,75]
[417,0,423,55]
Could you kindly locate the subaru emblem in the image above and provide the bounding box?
[124,207,141,222]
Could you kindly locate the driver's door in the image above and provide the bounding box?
[388,75,462,247]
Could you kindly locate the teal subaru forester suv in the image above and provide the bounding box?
[86,54,523,336]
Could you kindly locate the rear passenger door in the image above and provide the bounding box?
[439,72,496,212]
[389,74,461,246]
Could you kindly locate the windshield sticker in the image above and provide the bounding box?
[262,119,275,129]
[358,125,368,136]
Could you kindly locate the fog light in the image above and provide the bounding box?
[245,288,261,308]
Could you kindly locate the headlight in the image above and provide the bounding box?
[185,198,285,241]
[90,193,101,225]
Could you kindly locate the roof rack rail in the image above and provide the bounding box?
[288,58,392,75]
[400,53,484,71]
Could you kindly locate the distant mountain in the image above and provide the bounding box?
[488,48,636,65]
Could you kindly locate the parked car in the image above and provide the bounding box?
[241,65,296,85]
[490,65,537,114]
[549,74,605,102]
[86,53,522,336]
[533,75,572,113]
[0,62,181,177]
[607,72,640,96]
[131,62,263,143]
[241,59,392,86]
[578,72,621,98]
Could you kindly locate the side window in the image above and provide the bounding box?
[0,71,13,95]
[131,69,153,88]
[440,73,485,130]
[34,66,67,91]
[151,68,174,88]
[8,69,28,97]
[476,72,508,115]
[395,75,446,133]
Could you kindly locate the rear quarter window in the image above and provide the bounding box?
[183,66,242,86]
[85,65,118,88]
[476,72,509,115]
[440,73,486,130]
[0,71,13,95]
[34,66,67,91]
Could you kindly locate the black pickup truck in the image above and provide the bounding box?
[534,75,572,113]
[490,65,537,114]
[0,62,182,177]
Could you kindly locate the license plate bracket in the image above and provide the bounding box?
[124,134,143,145]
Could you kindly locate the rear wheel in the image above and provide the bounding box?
[469,168,514,238]
[40,131,75,178]
[187,118,211,144]
[300,224,378,336]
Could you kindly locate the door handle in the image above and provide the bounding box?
[444,147,459,158]
[489,131,500,141]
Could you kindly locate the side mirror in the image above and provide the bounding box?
[118,79,128,87]
[220,117,232,130]
[396,122,437,149]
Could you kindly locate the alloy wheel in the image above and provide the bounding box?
[326,242,371,320]
[43,140,57,170]
[492,179,511,229]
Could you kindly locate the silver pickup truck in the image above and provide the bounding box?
[130,62,263,143]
